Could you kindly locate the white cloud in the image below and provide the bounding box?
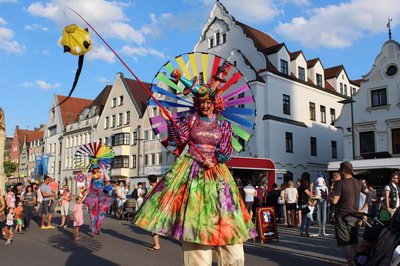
[275,0,400,49]
[35,80,61,90]
[27,0,145,44]
[20,81,34,88]
[285,0,310,6]
[24,23,49,31]
[0,17,6,26]
[141,13,173,37]
[86,45,115,63]
[120,45,166,62]
[0,26,25,53]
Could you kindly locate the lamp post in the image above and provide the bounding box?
[134,125,146,178]
[339,94,356,160]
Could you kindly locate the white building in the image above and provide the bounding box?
[194,2,360,183]
[61,85,111,194]
[333,40,400,181]
[44,95,92,182]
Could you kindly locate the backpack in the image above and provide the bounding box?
[131,189,138,200]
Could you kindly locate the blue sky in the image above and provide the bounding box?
[1,0,400,137]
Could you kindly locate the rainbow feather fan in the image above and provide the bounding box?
[74,142,114,170]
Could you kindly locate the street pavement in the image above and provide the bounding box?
[0,213,347,266]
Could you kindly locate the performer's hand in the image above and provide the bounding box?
[203,159,215,169]
[161,109,171,120]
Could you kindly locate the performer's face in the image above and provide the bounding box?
[198,99,215,118]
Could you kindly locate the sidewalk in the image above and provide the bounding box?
[247,223,347,265]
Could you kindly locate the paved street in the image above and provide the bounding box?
[0,213,346,266]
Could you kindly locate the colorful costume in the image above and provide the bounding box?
[84,167,113,234]
[74,143,114,234]
[134,113,257,245]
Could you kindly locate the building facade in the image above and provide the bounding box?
[194,2,360,183]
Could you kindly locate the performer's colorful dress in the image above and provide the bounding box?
[85,172,113,234]
[134,112,257,246]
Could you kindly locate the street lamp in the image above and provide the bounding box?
[134,125,147,178]
[338,93,356,160]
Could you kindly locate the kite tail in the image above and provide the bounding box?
[57,55,85,107]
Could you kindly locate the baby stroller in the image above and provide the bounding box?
[351,208,400,266]
[123,198,137,222]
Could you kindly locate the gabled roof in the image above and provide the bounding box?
[350,78,363,86]
[56,95,93,128]
[324,65,344,79]
[122,77,151,118]
[17,128,44,150]
[262,43,286,55]
[307,58,320,68]
[89,85,112,113]
[290,51,303,61]
[235,21,279,51]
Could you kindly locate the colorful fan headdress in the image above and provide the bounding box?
[74,142,114,171]
[149,52,256,155]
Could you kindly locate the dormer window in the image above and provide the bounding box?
[316,74,323,87]
[298,67,305,81]
[222,33,226,44]
[216,33,220,46]
[208,38,214,48]
[280,60,288,75]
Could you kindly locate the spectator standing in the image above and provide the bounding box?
[278,183,287,225]
[136,182,146,209]
[40,176,56,229]
[384,171,400,217]
[15,201,24,234]
[14,183,23,204]
[243,179,257,219]
[299,176,312,237]
[115,181,126,219]
[21,185,36,230]
[314,176,329,236]
[329,172,342,224]
[325,161,371,266]
[147,175,161,251]
[296,179,302,227]
[59,187,71,228]
[5,188,16,209]
[73,196,84,241]
[285,180,298,227]
[256,183,265,207]
[4,207,14,244]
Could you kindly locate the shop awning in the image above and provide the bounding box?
[327,158,400,171]
[226,156,276,171]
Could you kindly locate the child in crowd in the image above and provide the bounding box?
[73,196,84,241]
[15,201,24,234]
[4,207,15,244]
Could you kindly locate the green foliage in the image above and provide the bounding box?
[3,160,17,177]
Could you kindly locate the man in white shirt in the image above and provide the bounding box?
[384,171,400,217]
[243,179,257,219]
[136,182,146,209]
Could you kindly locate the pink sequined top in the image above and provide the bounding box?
[167,113,234,163]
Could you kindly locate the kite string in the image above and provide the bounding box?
[64,7,206,161]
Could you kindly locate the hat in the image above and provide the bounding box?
[90,157,100,169]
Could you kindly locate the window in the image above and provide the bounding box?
[118,95,123,106]
[320,105,326,123]
[150,154,156,166]
[105,137,109,145]
[111,98,116,108]
[360,131,375,154]
[285,132,293,153]
[280,59,288,75]
[113,156,129,168]
[125,111,130,124]
[222,33,226,44]
[111,133,130,146]
[111,115,116,128]
[283,94,290,115]
[352,87,357,95]
[158,153,163,165]
[131,155,136,169]
[48,125,57,137]
[371,88,387,107]
[298,67,305,81]
[340,83,343,94]
[310,137,317,156]
[152,107,158,117]
[118,113,123,126]
[144,130,149,141]
[392,129,400,154]
[331,141,337,159]
[344,84,348,96]
[316,74,323,87]
[208,38,214,48]
[330,108,336,124]
[216,33,220,45]
[133,131,138,145]
[309,102,316,121]
[144,154,148,166]
[104,116,109,129]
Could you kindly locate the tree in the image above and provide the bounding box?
[4,160,17,177]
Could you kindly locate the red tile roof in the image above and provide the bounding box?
[350,78,363,86]
[56,95,93,128]
[290,51,302,61]
[307,58,320,68]
[324,65,344,79]
[17,128,44,150]
[235,21,279,52]
[122,77,151,118]
[89,85,112,112]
